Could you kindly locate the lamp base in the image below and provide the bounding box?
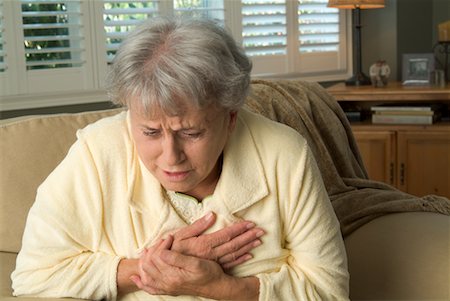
[345,72,371,86]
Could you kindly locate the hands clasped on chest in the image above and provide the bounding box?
[118,211,265,300]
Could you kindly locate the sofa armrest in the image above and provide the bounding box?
[345,212,449,300]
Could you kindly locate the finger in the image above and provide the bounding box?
[159,249,198,271]
[173,211,216,239]
[160,235,174,250]
[218,238,262,265]
[203,221,257,248]
[222,253,253,270]
[211,226,265,257]
[141,237,174,275]
[141,253,161,275]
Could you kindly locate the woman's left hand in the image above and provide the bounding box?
[171,212,264,269]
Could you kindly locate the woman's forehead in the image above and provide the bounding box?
[131,101,224,125]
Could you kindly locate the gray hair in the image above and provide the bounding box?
[105,17,252,114]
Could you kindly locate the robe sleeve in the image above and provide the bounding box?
[256,145,350,301]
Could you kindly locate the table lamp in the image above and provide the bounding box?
[328,0,385,86]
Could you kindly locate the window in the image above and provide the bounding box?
[101,0,225,63]
[21,1,85,70]
[0,1,5,72]
[299,0,340,53]
[0,0,350,111]
[241,0,287,56]
[102,1,160,64]
[1,0,96,111]
[0,0,11,96]
[241,0,348,75]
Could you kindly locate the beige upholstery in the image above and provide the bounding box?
[345,212,449,300]
[1,107,449,300]
[0,109,122,253]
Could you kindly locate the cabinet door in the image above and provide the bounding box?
[353,130,396,185]
[397,131,450,198]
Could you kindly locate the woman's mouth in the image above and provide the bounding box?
[163,170,190,181]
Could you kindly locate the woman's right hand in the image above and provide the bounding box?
[171,211,264,269]
[117,212,264,295]
[131,235,260,300]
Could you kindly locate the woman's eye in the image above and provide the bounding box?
[182,131,201,138]
[143,130,160,137]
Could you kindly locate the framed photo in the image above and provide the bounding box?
[402,53,435,85]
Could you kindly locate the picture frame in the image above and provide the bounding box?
[402,53,435,85]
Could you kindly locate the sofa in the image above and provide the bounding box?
[1,80,449,300]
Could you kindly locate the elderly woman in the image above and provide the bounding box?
[12,18,349,300]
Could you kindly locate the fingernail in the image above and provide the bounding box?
[246,222,256,229]
[205,211,214,221]
[244,254,253,261]
[253,240,262,247]
[256,230,265,237]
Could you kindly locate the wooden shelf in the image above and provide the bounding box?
[327,82,450,102]
[350,122,450,132]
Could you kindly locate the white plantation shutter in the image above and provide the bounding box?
[296,0,347,75]
[0,1,5,73]
[240,0,347,76]
[1,0,350,109]
[97,0,225,84]
[21,0,85,70]
[241,0,286,57]
[11,0,96,97]
[173,0,224,21]
[1,0,19,97]
[103,0,160,64]
[241,0,288,75]
[298,0,339,53]
[0,0,11,97]
[102,0,225,64]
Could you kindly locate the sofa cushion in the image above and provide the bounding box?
[0,252,16,298]
[345,212,449,300]
[0,109,123,253]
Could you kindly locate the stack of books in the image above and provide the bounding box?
[371,105,440,125]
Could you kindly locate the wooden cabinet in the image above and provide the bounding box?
[397,131,450,197]
[352,130,396,185]
[327,82,450,198]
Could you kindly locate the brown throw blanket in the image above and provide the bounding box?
[245,79,450,237]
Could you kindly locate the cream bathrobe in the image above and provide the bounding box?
[12,108,349,300]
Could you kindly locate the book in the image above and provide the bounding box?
[372,114,435,125]
[373,110,434,116]
[371,105,433,112]
[344,111,362,122]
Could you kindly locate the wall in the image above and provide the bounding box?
[361,0,398,80]
[362,0,450,81]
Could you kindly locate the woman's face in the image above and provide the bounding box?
[130,102,237,200]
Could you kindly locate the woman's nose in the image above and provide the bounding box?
[162,135,185,166]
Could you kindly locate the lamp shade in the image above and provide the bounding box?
[327,0,385,9]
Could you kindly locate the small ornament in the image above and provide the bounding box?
[370,60,391,87]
